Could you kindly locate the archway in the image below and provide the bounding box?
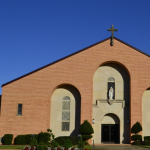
[101,114,120,143]
[50,84,81,138]
[142,88,150,138]
[92,62,130,144]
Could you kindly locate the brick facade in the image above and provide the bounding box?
[0,37,150,143]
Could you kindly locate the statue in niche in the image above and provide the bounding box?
[109,87,114,100]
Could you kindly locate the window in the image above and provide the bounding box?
[62,96,70,131]
[17,104,22,115]
[108,77,115,99]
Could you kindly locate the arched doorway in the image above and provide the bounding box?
[142,88,150,138]
[50,84,81,137]
[92,62,130,144]
[101,114,120,143]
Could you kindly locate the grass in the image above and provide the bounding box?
[0,145,92,150]
[140,145,150,148]
[0,145,29,149]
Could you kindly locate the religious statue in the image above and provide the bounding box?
[109,87,114,100]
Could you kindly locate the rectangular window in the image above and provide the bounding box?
[17,104,22,115]
[62,122,69,131]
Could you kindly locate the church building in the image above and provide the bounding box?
[0,26,150,144]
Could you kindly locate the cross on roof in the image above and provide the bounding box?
[107,25,118,46]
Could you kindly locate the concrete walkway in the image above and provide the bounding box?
[93,145,150,150]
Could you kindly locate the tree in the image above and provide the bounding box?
[131,122,142,134]
[131,122,142,145]
[79,120,94,141]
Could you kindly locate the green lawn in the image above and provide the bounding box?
[0,145,92,150]
[84,145,92,150]
[0,145,28,149]
[141,146,150,148]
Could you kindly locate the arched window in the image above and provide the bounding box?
[108,77,115,82]
[108,77,115,99]
[62,96,70,131]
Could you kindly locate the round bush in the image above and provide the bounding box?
[79,120,94,135]
[82,135,92,141]
[131,122,142,134]
[131,135,142,141]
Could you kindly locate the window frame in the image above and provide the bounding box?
[17,103,23,116]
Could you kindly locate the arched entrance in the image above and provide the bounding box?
[101,114,120,143]
[142,88,150,138]
[50,84,81,137]
[92,62,130,144]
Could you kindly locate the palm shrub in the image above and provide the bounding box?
[79,120,94,142]
[131,122,142,145]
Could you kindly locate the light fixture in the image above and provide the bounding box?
[78,134,81,140]
[93,119,95,124]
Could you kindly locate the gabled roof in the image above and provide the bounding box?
[1,36,150,87]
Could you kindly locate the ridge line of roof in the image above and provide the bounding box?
[1,36,150,87]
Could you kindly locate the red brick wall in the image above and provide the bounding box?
[0,38,150,143]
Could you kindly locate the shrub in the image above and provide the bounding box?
[30,137,38,147]
[14,134,38,145]
[131,122,142,134]
[51,140,59,147]
[144,136,150,146]
[131,122,142,146]
[78,136,84,149]
[79,120,94,141]
[47,129,55,142]
[2,134,13,145]
[79,120,94,135]
[131,135,142,141]
[132,141,141,145]
[63,139,72,148]
[54,136,78,146]
[36,142,47,150]
[38,132,50,144]
[81,135,92,141]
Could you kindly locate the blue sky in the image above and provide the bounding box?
[0,1,150,94]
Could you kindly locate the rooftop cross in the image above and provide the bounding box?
[107,25,118,46]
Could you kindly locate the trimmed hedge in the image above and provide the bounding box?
[131,122,142,134]
[79,120,94,141]
[144,136,150,146]
[131,135,142,141]
[79,120,94,135]
[2,134,13,145]
[132,141,141,145]
[54,136,79,146]
[14,134,38,145]
[38,132,50,144]
[82,135,92,141]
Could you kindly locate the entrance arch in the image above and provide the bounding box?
[101,114,120,143]
[142,88,150,138]
[50,84,81,138]
[92,62,130,144]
